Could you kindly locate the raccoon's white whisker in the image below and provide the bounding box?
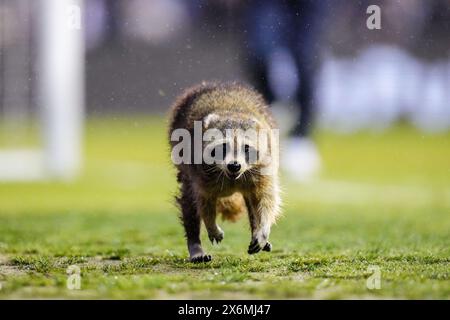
[248,167,260,176]
[205,166,219,173]
[220,172,226,192]
[235,171,245,180]
[208,169,220,175]
[215,170,224,184]
[241,171,248,183]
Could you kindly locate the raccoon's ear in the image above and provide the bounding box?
[203,113,220,128]
[250,118,262,128]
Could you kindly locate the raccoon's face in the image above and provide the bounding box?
[202,114,263,180]
[205,136,258,180]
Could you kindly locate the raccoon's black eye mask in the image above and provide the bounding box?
[210,143,228,161]
[207,142,258,164]
[244,144,258,163]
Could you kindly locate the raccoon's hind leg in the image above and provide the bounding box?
[245,183,281,254]
[178,179,211,262]
[199,195,224,244]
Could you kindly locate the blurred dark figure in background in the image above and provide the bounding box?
[242,0,330,181]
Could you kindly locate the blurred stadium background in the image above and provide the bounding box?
[0,0,449,181]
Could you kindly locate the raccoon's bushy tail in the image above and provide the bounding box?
[216,193,247,222]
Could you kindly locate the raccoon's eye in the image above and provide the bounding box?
[222,143,227,157]
[211,143,227,161]
[244,144,257,163]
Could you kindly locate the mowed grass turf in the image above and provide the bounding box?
[0,116,449,299]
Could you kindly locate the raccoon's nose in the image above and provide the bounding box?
[227,161,241,173]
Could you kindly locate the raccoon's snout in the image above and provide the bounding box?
[227,161,241,174]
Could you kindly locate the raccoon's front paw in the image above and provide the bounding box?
[248,238,272,254]
[208,227,224,244]
[190,253,212,263]
[262,242,272,252]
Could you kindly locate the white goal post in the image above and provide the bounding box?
[0,0,84,181]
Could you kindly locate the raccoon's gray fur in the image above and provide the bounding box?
[169,82,281,262]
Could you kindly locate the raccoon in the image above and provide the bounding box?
[168,82,281,262]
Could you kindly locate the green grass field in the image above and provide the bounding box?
[0,116,449,299]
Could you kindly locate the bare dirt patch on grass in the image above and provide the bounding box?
[0,254,25,277]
